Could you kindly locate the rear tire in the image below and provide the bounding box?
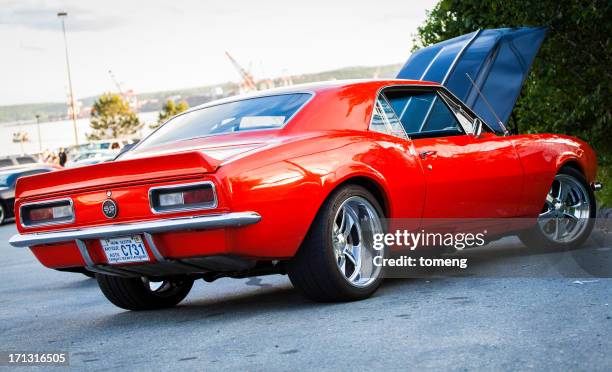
[519,166,596,251]
[287,185,386,302]
[96,274,193,311]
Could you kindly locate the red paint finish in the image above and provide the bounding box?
[17,80,598,270]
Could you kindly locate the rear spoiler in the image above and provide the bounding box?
[16,151,221,200]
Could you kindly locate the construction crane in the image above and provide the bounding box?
[108,70,124,95]
[108,69,140,112]
[225,51,258,92]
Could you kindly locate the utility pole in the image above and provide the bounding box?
[57,11,79,146]
[35,114,42,152]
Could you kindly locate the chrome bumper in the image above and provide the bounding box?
[9,212,261,248]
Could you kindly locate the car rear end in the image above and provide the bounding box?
[10,150,262,278]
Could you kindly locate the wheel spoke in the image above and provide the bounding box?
[346,244,362,282]
[563,211,578,221]
[558,181,569,203]
[539,209,555,219]
[342,212,356,240]
[335,206,346,234]
[343,246,357,266]
[555,218,567,240]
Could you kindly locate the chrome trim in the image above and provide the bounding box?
[143,232,165,262]
[9,211,261,248]
[75,239,95,267]
[592,182,603,191]
[148,181,218,215]
[19,197,75,228]
[369,83,496,137]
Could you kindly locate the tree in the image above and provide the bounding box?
[414,0,611,206]
[151,99,189,129]
[88,93,142,140]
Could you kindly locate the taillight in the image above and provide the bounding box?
[20,198,74,227]
[149,181,217,213]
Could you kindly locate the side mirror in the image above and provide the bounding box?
[472,118,484,137]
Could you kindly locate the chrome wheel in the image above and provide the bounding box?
[0,203,5,225]
[538,174,590,243]
[332,196,383,288]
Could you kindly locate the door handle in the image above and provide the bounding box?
[419,150,437,160]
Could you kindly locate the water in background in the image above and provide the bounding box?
[0,111,159,156]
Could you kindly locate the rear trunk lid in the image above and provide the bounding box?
[16,151,220,200]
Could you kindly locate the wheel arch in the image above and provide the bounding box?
[330,175,390,218]
[559,159,585,176]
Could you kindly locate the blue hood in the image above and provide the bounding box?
[397,27,547,132]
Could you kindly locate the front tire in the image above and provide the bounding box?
[287,185,386,302]
[519,166,596,251]
[96,274,193,311]
[0,201,6,225]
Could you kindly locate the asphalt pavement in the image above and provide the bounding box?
[0,222,610,371]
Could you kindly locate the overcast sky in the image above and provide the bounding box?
[0,0,436,105]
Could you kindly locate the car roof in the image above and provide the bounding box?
[188,79,439,112]
[0,154,35,160]
[0,165,54,175]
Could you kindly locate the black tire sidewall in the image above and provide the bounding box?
[96,274,193,311]
[288,184,387,301]
[0,201,5,225]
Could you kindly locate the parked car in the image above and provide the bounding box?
[0,165,56,224]
[67,139,136,161]
[8,79,602,310]
[0,154,38,168]
[65,151,117,168]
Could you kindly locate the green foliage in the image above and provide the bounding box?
[88,93,142,140]
[415,0,611,206]
[151,99,189,129]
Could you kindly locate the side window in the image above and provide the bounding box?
[378,97,407,138]
[16,156,36,165]
[369,102,390,135]
[0,159,13,167]
[369,96,408,139]
[384,90,464,137]
[439,93,477,134]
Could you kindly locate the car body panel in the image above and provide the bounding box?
[10,80,598,272]
[397,26,548,132]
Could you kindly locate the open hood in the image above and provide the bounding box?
[397,27,547,132]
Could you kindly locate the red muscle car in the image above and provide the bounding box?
[9,80,601,310]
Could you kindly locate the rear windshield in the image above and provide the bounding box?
[137,93,312,149]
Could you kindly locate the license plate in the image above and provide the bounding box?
[100,235,150,264]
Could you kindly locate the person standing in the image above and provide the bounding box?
[58,148,67,167]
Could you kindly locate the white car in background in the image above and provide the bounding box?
[65,151,117,168]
